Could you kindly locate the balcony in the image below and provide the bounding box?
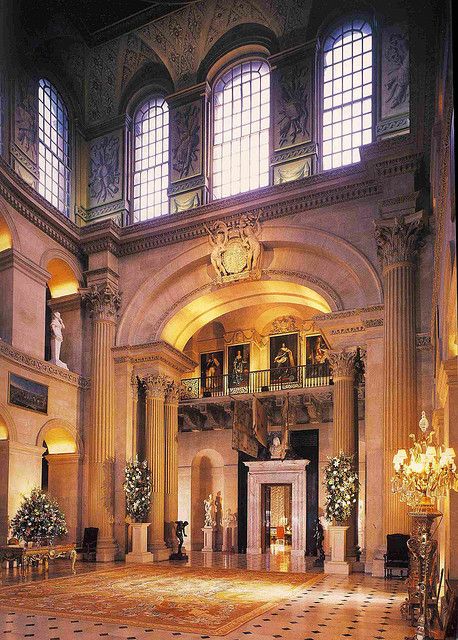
[181,363,332,401]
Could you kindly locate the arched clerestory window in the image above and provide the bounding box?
[212,59,270,200]
[322,18,373,170]
[38,79,70,216]
[132,96,169,222]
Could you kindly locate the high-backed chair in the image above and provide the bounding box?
[384,533,410,578]
[78,527,98,562]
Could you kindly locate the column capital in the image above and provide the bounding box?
[165,380,183,405]
[143,373,169,399]
[81,283,121,322]
[326,348,358,379]
[374,213,426,271]
[130,371,139,399]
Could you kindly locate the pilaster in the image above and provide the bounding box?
[164,380,181,548]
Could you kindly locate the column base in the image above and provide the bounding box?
[96,540,117,562]
[246,547,262,555]
[147,545,170,562]
[324,560,352,575]
[125,551,154,564]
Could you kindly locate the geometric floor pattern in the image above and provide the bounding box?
[0,553,416,640]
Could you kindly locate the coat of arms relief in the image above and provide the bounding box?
[205,215,263,284]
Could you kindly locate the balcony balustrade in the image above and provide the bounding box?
[180,363,331,401]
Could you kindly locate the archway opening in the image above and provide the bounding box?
[191,449,224,550]
[46,258,79,299]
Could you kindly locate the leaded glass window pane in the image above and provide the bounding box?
[212,59,270,200]
[132,97,169,222]
[322,20,373,170]
[38,79,70,216]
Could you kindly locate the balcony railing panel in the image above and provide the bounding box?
[181,363,331,400]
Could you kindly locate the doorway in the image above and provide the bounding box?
[261,483,292,553]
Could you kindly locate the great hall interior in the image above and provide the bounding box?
[0,1,456,639]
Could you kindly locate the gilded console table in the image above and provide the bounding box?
[0,544,77,577]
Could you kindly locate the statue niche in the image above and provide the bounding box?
[205,214,262,284]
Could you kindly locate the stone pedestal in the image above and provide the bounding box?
[202,526,214,552]
[126,523,153,564]
[324,525,352,574]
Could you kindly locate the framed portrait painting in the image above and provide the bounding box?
[200,351,224,393]
[8,373,48,414]
[228,343,250,392]
[305,334,329,368]
[269,333,299,383]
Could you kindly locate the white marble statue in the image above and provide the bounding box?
[50,311,68,369]
[203,493,214,528]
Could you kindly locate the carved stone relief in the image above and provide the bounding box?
[381,23,410,120]
[170,101,202,182]
[88,132,122,208]
[14,75,38,163]
[273,59,311,150]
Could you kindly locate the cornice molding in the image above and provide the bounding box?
[0,339,89,389]
[113,340,197,374]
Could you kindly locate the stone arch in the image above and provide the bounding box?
[35,418,82,455]
[117,224,382,348]
[40,250,82,298]
[0,200,21,252]
[190,448,225,550]
[0,402,17,442]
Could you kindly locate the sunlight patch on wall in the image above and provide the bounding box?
[43,426,77,454]
[47,258,79,298]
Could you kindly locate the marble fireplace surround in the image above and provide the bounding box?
[244,460,309,556]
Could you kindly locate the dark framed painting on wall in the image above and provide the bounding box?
[200,351,224,393]
[305,334,329,368]
[8,373,48,414]
[269,333,299,383]
[228,343,250,392]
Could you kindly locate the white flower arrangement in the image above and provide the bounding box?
[324,452,359,524]
[123,457,152,523]
[10,487,67,545]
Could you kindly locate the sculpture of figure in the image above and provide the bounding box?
[206,222,228,279]
[50,311,68,369]
[240,215,261,271]
[175,520,188,555]
[313,518,325,566]
[269,436,283,459]
[215,491,223,527]
[204,493,214,528]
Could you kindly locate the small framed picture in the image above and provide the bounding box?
[8,373,48,414]
[228,343,250,391]
[269,333,299,383]
[200,351,224,392]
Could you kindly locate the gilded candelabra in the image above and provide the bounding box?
[392,412,458,640]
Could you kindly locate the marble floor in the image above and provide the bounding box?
[0,552,422,640]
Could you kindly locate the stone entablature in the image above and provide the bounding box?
[0,339,90,389]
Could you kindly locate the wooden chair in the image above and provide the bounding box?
[77,527,98,562]
[384,534,410,578]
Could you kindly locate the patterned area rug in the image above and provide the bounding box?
[0,564,321,635]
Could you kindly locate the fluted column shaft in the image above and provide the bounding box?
[130,375,138,461]
[164,382,180,548]
[144,375,168,551]
[328,349,357,456]
[83,284,121,562]
[375,215,424,536]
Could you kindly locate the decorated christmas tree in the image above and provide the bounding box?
[324,452,359,524]
[123,457,152,523]
[10,487,67,545]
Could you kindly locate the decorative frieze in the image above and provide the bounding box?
[0,339,89,389]
[82,284,122,322]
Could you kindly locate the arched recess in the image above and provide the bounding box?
[117,224,382,348]
[191,448,224,550]
[0,403,17,442]
[0,203,20,252]
[36,419,82,544]
[41,250,82,299]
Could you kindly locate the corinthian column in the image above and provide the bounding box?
[375,214,425,535]
[143,374,169,560]
[130,372,139,461]
[164,381,181,549]
[83,284,121,562]
[327,349,358,456]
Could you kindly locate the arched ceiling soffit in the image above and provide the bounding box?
[35,418,82,455]
[0,200,22,252]
[86,1,312,123]
[117,225,382,348]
